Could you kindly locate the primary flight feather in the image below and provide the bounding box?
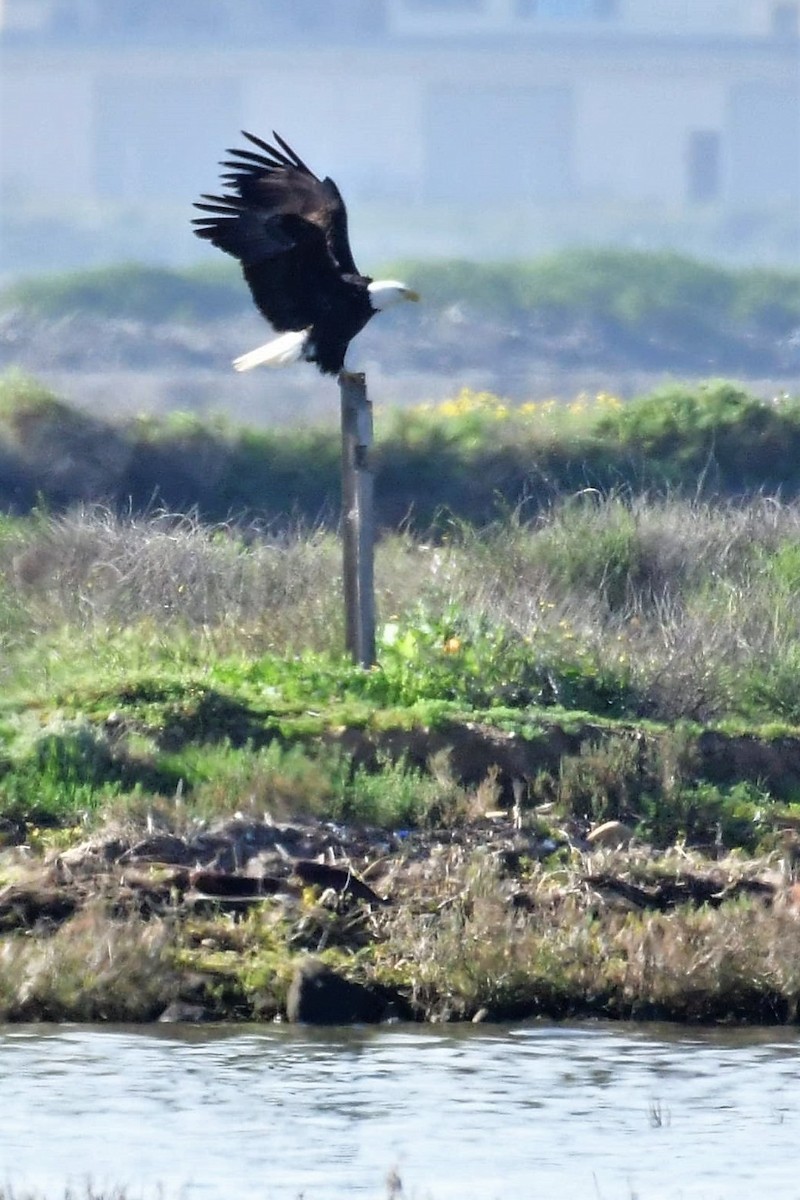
[192,131,419,375]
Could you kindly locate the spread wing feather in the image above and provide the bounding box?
[192,130,363,331]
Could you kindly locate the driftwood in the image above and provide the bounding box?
[585,871,776,912]
[188,869,286,898]
[293,859,390,906]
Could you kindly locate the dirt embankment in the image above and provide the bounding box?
[3,717,800,1027]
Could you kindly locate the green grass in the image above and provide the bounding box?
[5,251,800,336]
[0,529,799,853]
[0,262,246,321]
[4,253,800,1026]
[2,499,800,1025]
[3,388,800,850]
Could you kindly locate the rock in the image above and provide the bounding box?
[286,957,395,1025]
[586,820,635,849]
[182,868,300,919]
[189,817,290,871]
[158,1001,212,1023]
[54,835,129,874]
[118,834,194,865]
[585,869,775,912]
[776,881,800,916]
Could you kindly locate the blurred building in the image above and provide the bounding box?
[1,0,798,268]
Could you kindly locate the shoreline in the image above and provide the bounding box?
[2,799,798,1027]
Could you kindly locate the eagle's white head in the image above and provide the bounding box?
[367,280,421,311]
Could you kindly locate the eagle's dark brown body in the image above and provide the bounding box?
[193,131,417,375]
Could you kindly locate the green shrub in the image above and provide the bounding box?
[596,380,800,492]
[2,372,800,526]
[636,780,770,851]
[0,719,123,826]
[370,605,633,715]
[0,263,245,321]
[551,734,771,850]
[5,251,800,336]
[388,249,800,334]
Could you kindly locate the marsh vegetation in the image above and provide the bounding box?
[0,247,799,1023]
[2,251,798,422]
[1,367,800,1022]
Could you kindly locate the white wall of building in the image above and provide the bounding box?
[1,19,797,269]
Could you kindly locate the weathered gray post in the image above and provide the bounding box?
[339,370,376,666]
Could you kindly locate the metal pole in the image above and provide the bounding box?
[339,370,376,667]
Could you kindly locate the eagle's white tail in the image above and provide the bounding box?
[232,328,310,372]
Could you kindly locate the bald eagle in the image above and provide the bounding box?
[192,131,419,375]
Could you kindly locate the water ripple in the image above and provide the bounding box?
[1,1022,799,1199]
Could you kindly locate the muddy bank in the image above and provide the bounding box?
[330,716,800,803]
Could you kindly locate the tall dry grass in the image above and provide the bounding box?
[436,495,800,721]
[1,508,342,656]
[0,904,181,1021]
[3,495,800,723]
[381,848,800,1021]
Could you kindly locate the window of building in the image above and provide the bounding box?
[687,130,721,203]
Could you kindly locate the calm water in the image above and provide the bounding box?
[1,1021,799,1200]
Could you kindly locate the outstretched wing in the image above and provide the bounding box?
[192,131,363,331]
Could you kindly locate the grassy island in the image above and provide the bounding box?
[2,373,800,1024]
